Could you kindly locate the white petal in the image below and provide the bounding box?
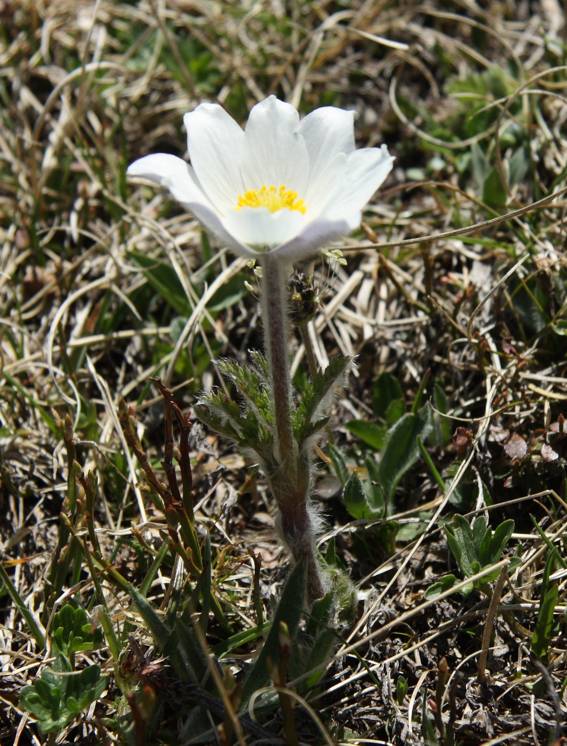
[241,96,309,194]
[184,103,245,211]
[271,212,360,264]
[222,207,306,248]
[331,145,394,216]
[272,146,394,262]
[127,153,254,258]
[303,151,347,214]
[189,208,255,258]
[127,153,208,206]
[299,107,355,203]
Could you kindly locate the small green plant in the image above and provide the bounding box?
[20,604,107,734]
[427,515,515,597]
[20,661,107,735]
[51,604,104,661]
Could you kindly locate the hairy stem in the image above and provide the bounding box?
[260,255,296,469]
[260,254,324,603]
[278,499,325,603]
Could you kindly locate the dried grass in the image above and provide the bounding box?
[0,1,566,744]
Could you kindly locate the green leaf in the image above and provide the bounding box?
[327,444,349,485]
[346,420,387,450]
[397,515,431,542]
[323,538,340,569]
[342,473,378,520]
[305,592,334,639]
[0,561,45,649]
[195,386,275,465]
[396,676,408,704]
[302,629,336,689]
[444,516,473,576]
[322,538,349,574]
[217,356,273,427]
[447,67,516,138]
[412,371,431,414]
[51,604,102,660]
[444,515,514,587]
[300,416,330,442]
[485,519,515,564]
[510,277,549,338]
[198,532,213,634]
[301,592,336,689]
[531,583,559,660]
[364,457,387,515]
[2,371,61,439]
[294,355,350,443]
[531,550,559,660]
[213,623,271,658]
[164,616,208,683]
[472,515,488,544]
[20,663,107,734]
[425,574,458,599]
[551,320,567,336]
[140,542,170,597]
[109,567,170,648]
[530,515,566,569]
[372,372,404,419]
[240,561,306,704]
[482,166,508,208]
[194,394,243,442]
[378,409,432,501]
[385,398,405,425]
[207,275,245,312]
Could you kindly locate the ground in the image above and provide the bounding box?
[0,1,566,744]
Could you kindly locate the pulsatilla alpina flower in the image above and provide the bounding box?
[128,96,394,263]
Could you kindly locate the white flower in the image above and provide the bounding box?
[127,96,394,263]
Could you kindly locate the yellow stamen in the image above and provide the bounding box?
[236,184,307,214]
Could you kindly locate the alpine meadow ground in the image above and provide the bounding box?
[0,2,566,744]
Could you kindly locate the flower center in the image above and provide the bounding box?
[236,184,307,214]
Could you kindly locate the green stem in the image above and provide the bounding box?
[260,255,296,468]
[260,254,324,603]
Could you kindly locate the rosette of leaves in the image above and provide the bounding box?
[20,604,107,734]
[20,660,107,734]
[426,515,515,598]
